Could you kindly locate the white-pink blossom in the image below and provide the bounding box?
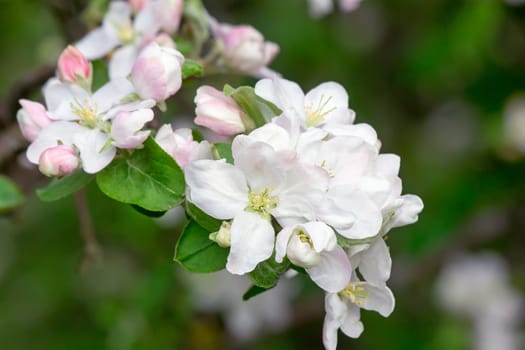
[155,125,212,169]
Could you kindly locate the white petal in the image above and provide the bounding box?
[43,79,89,120]
[109,45,138,79]
[324,123,378,147]
[358,238,392,285]
[185,159,249,219]
[323,293,348,350]
[307,247,352,292]
[304,81,350,125]
[246,123,293,151]
[92,78,135,113]
[303,221,337,252]
[26,121,84,164]
[75,27,120,59]
[227,211,275,275]
[389,194,424,228]
[133,2,160,36]
[73,129,116,173]
[340,304,364,338]
[359,283,395,317]
[254,78,305,114]
[275,225,294,263]
[320,186,383,239]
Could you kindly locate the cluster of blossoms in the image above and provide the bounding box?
[16,0,278,176]
[186,78,423,348]
[15,1,423,349]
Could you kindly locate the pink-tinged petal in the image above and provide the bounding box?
[254,78,305,114]
[73,129,116,173]
[109,45,139,79]
[153,0,183,34]
[308,0,334,18]
[38,145,79,177]
[110,108,153,148]
[263,42,279,65]
[26,121,85,164]
[129,0,150,12]
[307,247,352,292]
[75,27,120,60]
[358,238,392,285]
[227,211,275,275]
[358,283,395,317]
[92,78,135,113]
[17,99,52,141]
[185,159,249,219]
[339,0,362,12]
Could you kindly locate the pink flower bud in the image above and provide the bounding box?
[217,24,279,74]
[131,42,184,102]
[38,145,79,177]
[16,99,53,142]
[154,33,176,49]
[57,45,92,86]
[194,86,247,136]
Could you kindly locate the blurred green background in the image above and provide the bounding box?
[1,0,525,349]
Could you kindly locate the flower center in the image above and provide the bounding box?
[247,188,279,218]
[71,99,99,129]
[339,282,369,306]
[117,25,135,44]
[304,94,336,127]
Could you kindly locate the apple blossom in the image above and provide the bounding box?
[194,85,250,136]
[57,45,92,88]
[76,1,162,79]
[255,78,355,129]
[26,78,155,174]
[38,145,80,177]
[185,136,328,274]
[275,222,352,292]
[323,280,395,350]
[16,99,52,142]
[131,42,184,102]
[154,125,212,169]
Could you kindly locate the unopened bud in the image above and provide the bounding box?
[57,45,92,88]
[17,99,52,142]
[209,221,232,248]
[38,145,79,177]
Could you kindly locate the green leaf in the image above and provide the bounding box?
[0,176,24,211]
[96,137,185,212]
[212,143,233,164]
[181,59,203,79]
[248,255,290,289]
[36,170,93,202]
[243,285,271,301]
[174,220,228,273]
[131,204,166,218]
[185,201,221,232]
[224,85,267,128]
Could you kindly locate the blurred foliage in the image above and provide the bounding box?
[1,0,525,349]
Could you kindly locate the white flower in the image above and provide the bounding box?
[185,136,328,274]
[323,280,395,350]
[255,78,355,129]
[275,221,352,292]
[27,78,155,174]
[76,1,161,79]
